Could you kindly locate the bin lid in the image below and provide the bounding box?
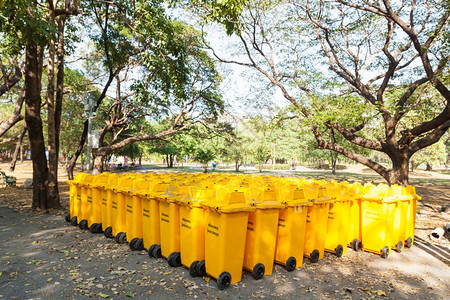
[249,200,285,209]
[201,190,255,213]
[201,200,255,213]
[361,195,400,203]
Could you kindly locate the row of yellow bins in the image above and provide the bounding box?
[66,172,420,289]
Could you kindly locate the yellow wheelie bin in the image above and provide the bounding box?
[77,174,95,230]
[274,187,311,271]
[324,197,352,257]
[202,190,255,289]
[360,187,397,258]
[65,173,89,226]
[404,185,420,248]
[243,188,284,279]
[158,188,183,267]
[86,173,111,233]
[145,181,170,258]
[111,176,135,244]
[387,185,412,253]
[124,178,151,251]
[177,185,215,277]
[101,174,120,239]
[304,197,331,263]
[347,183,363,251]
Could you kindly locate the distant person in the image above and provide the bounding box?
[292,158,296,171]
[212,162,217,171]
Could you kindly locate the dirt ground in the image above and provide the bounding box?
[0,161,449,299]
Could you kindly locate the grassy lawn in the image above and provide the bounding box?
[125,164,450,186]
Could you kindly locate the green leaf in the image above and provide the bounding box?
[99,293,110,298]
[125,293,135,297]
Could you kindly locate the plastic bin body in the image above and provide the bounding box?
[124,180,150,242]
[87,174,109,227]
[111,177,134,236]
[274,202,309,269]
[304,200,330,261]
[204,209,249,284]
[203,191,254,285]
[125,193,143,241]
[324,199,351,256]
[79,174,94,222]
[360,198,396,256]
[101,174,119,231]
[141,182,169,249]
[159,199,180,258]
[391,197,409,250]
[178,186,214,270]
[243,188,283,277]
[405,185,420,247]
[243,207,279,276]
[347,197,361,245]
[179,204,206,268]
[142,195,161,249]
[67,173,88,220]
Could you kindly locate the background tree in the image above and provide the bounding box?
[191,0,450,185]
[64,0,224,176]
[194,148,215,173]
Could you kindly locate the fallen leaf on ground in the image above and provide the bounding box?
[99,293,110,298]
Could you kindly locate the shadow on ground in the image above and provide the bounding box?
[0,206,449,299]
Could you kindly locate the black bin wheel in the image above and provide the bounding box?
[130,238,140,251]
[195,260,206,277]
[136,239,144,251]
[70,216,78,226]
[406,237,413,248]
[152,245,162,258]
[115,232,122,243]
[95,223,103,233]
[396,241,403,253]
[189,261,199,277]
[310,249,320,263]
[286,256,296,272]
[168,252,181,267]
[351,239,363,251]
[89,223,98,234]
[381,246,389,259]
[252,263,265,280]
[119,232,127,244]
[217,272,231,290]
[115,232,127,244]
[65,214,71,223]
[78,220,88,230]
[104,227,113,239]
[148,244,156,258]
[335,244,344,258]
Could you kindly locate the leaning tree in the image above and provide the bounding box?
[66,0,225,176]
[192,0,450,185]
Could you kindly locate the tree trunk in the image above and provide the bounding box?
[25,41,60,209]
[385,152,410,186]
[426,163,432,171]
[169,154,174,168]
[92,154,104,175]
[330,151,337,175]
[10,125,27,171]
[46,8,60,207]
